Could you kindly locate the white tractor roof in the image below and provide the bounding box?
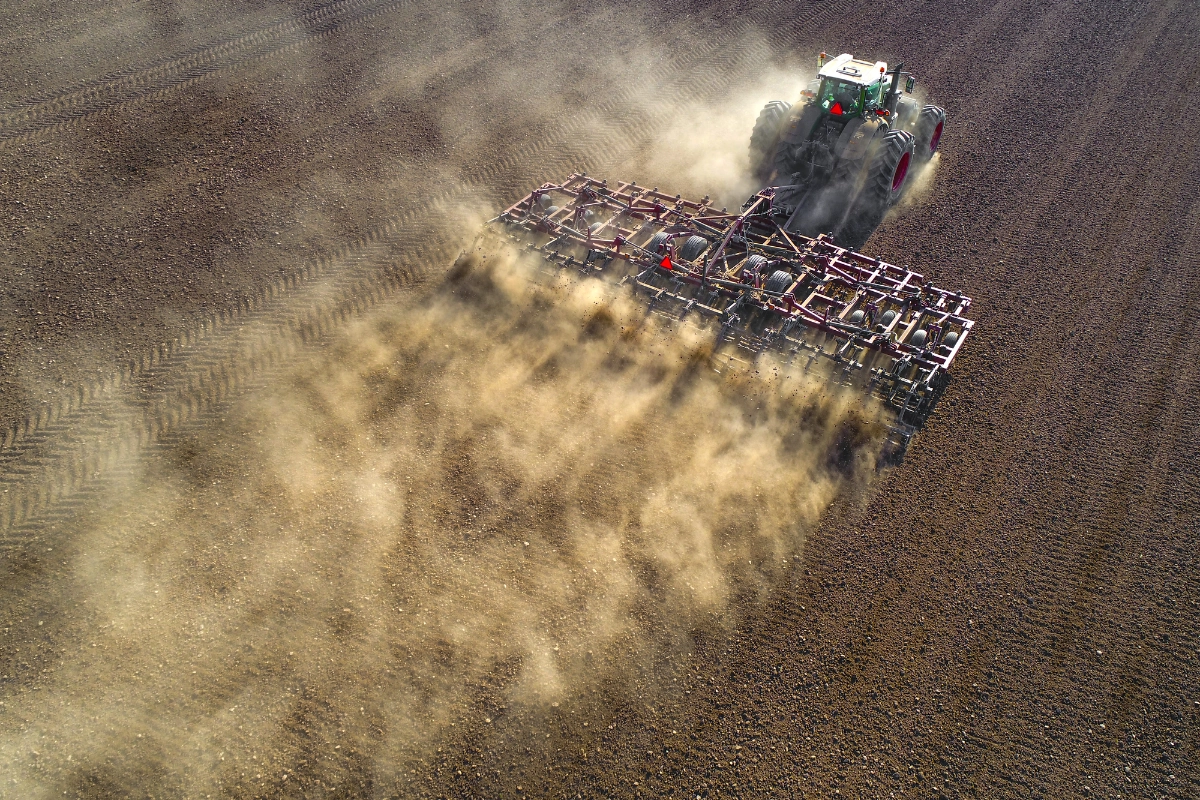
[819,53,888,86]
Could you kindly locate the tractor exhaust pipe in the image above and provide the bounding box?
[886,62,905,115]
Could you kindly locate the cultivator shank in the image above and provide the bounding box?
[487,173,974,438]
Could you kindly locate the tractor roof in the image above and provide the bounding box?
[819,53,888,86]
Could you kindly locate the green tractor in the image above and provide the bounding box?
[749,52,945,249]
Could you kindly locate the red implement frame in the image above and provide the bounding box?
[489,173,974,435]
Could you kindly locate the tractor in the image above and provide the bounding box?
[468,56,967,446]
[749,52,945,248]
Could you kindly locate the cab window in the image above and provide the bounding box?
[866,79,887,109]
[819,78,863,115]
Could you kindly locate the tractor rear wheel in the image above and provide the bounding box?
[749,101,791,179]
[913,105,945,162]
[836,129,915,249]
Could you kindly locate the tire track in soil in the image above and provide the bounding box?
[910,1,1192,793]
[0,0,175,53]
[959,149,1200,797]
[0,0,858,553]
[0,0,413,146]
[921,0,1190,737]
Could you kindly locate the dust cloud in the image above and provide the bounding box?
[0,6,893,794]
[0,238,883,796]
[896,151,942,211]
[626,65,814,210]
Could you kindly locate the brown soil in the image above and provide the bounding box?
[1,0,1197,798]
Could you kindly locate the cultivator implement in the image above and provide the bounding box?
[486,173,973,442]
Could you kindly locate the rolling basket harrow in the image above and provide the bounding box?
[485,173,974,444]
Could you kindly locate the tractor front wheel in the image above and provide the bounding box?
[913,105,946,162]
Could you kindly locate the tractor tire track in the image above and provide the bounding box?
[0,0,858,550]
[0,0,412,146]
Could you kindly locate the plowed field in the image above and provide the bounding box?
[1,1,1196,798]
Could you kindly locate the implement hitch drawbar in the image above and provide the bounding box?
[486,173,974,440]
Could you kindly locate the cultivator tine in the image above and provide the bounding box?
[485,174,974,436]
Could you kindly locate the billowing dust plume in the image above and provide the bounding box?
[0,240,884,795]
[625,66,813,210]
[895,151,942,211]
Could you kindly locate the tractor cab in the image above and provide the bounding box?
[747,50,945,248]
[816,53,888,118]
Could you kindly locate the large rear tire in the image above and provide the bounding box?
[913,105,945,162]
[836,129,915,249]
[749,101,791,180]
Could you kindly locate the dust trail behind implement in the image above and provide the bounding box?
[0,243,882,796]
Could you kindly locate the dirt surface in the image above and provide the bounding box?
[1,0,1198,798]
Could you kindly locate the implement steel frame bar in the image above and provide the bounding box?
[490,173,974,430]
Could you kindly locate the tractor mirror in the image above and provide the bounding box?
[905,76,916,93]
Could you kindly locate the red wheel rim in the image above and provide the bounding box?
[929,120,944,153]
[892,152,911,192]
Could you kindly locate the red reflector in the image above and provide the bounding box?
[830,101,843,116]
[660,255,673,270]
